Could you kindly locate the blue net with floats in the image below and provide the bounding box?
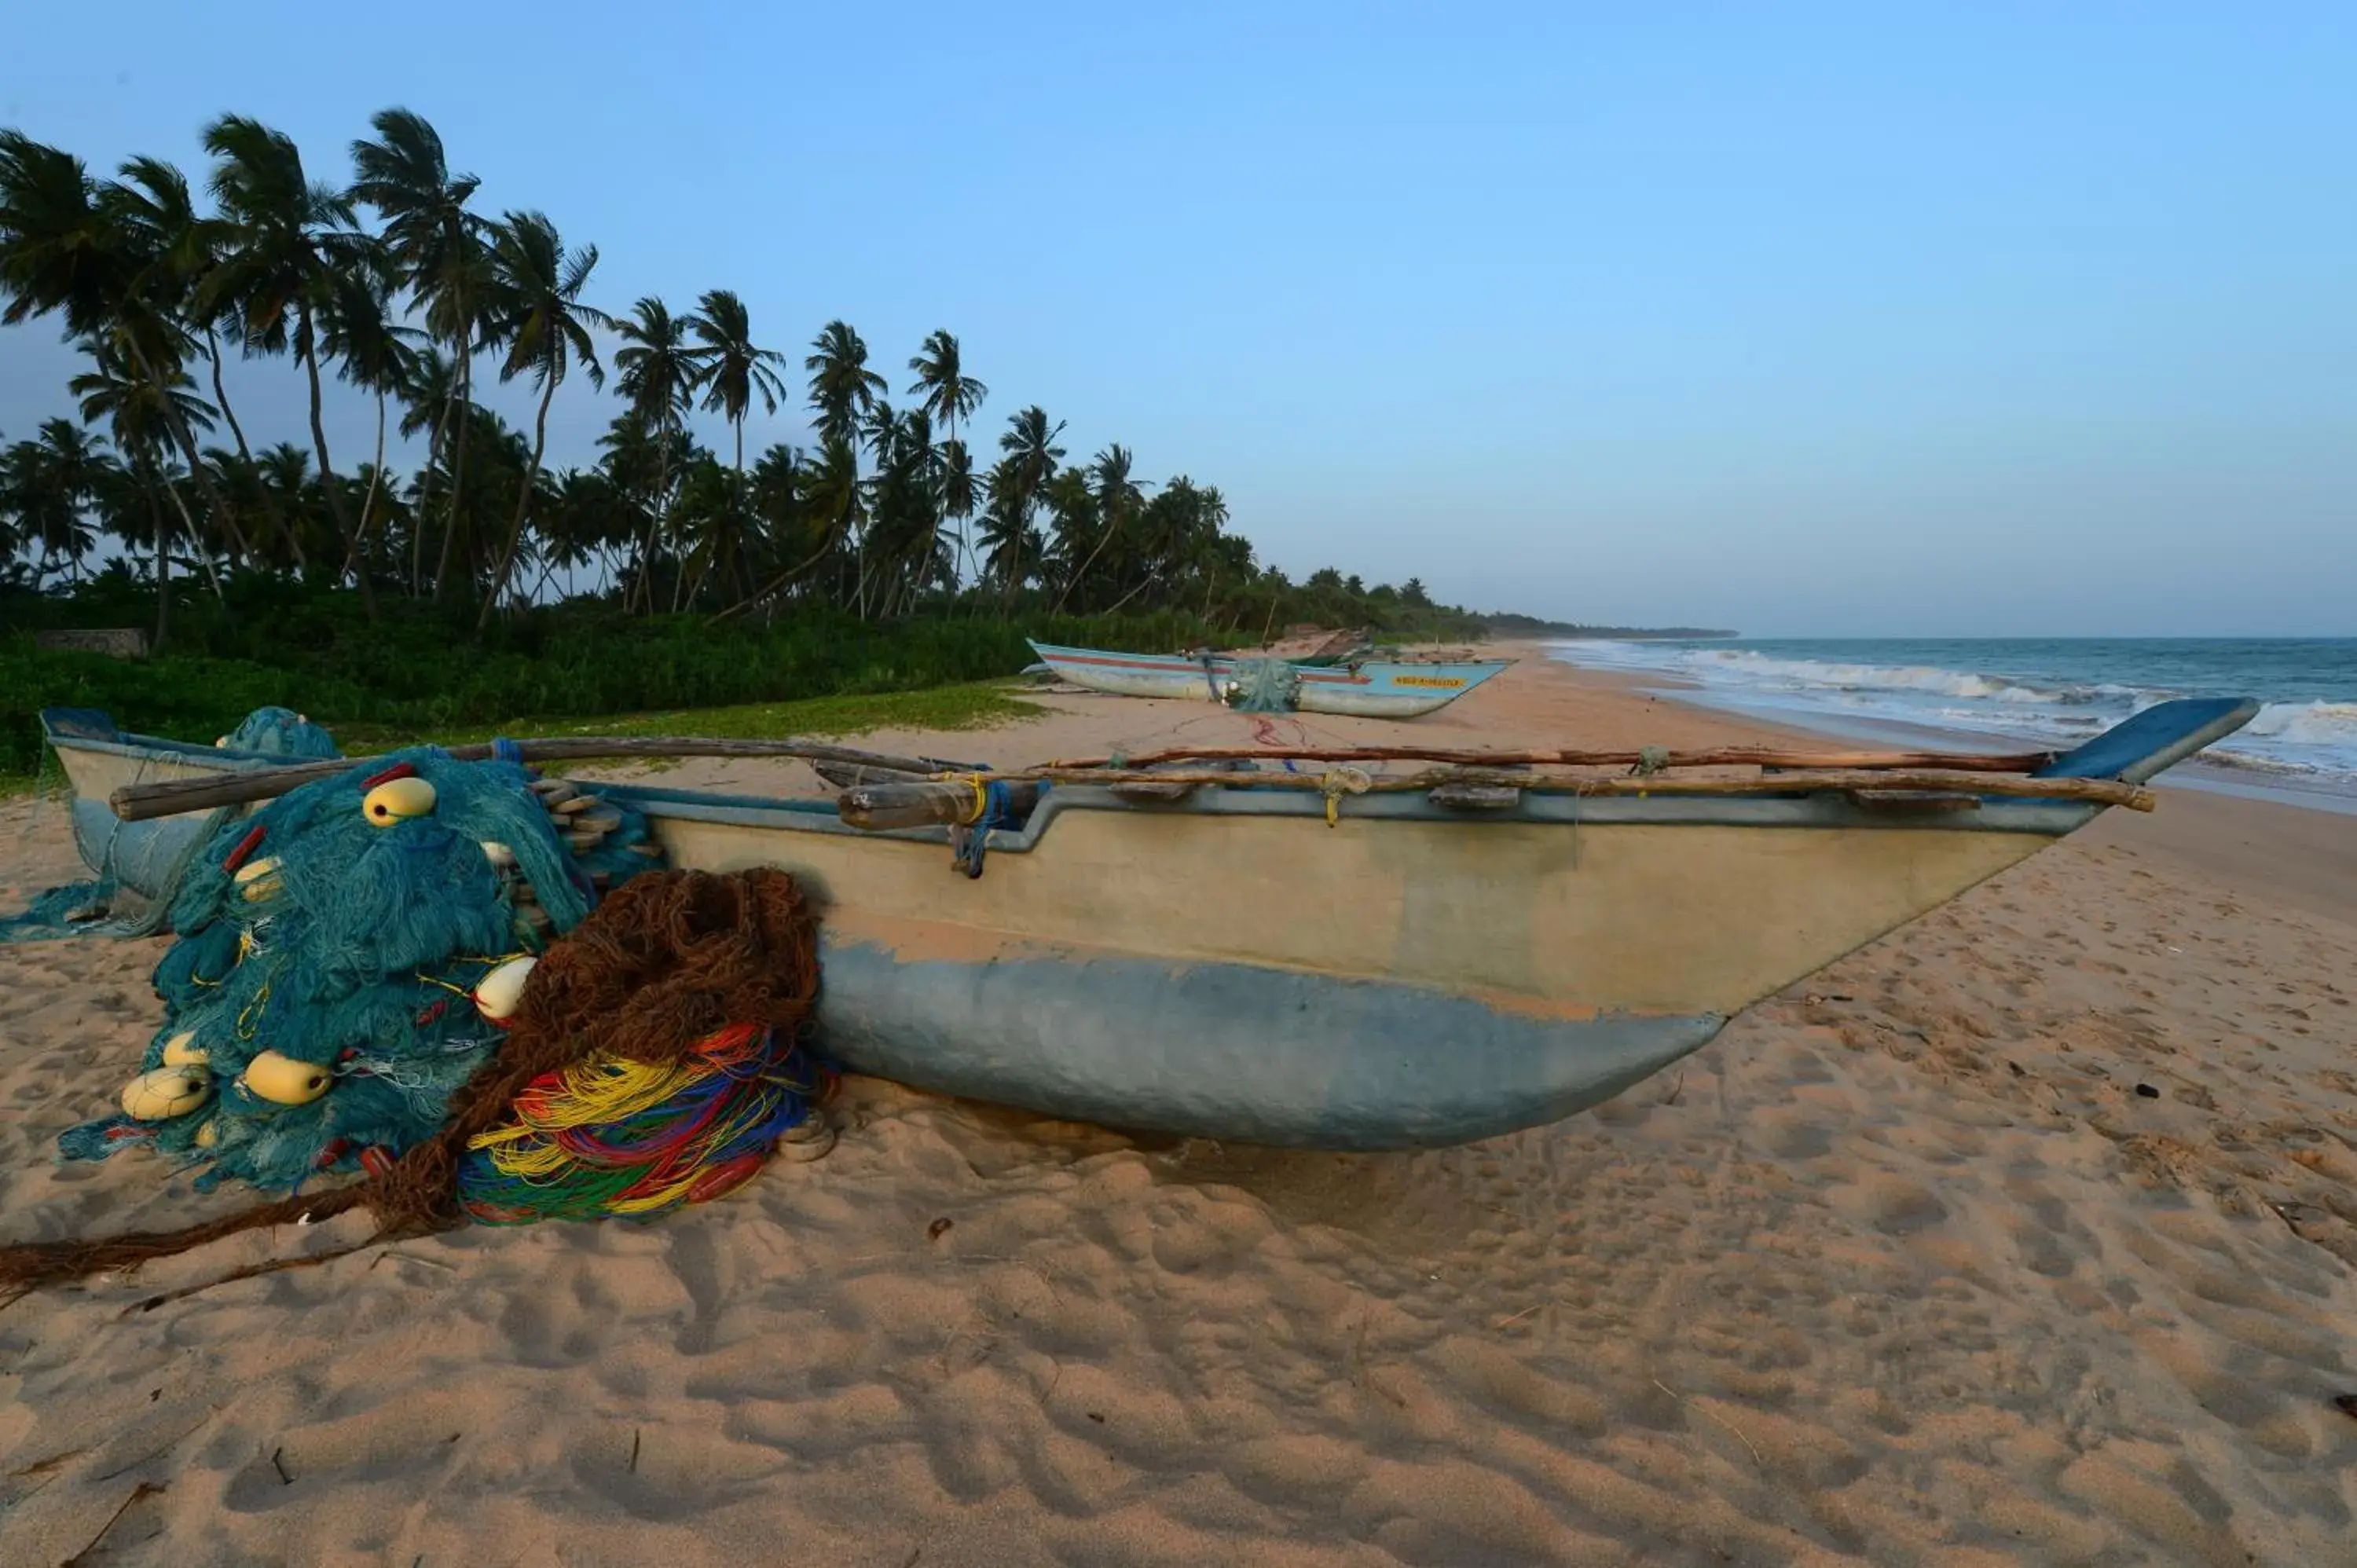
[1,742,833,1291]
[1222,657,1303,713]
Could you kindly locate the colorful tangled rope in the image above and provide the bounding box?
[455,1022,833,1224]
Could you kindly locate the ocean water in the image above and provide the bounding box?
[1547,637,2357,792]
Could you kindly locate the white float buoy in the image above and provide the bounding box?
[473,956,537,1020]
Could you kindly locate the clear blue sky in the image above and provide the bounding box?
[5,2,2352,635]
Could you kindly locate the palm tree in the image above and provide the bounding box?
[348,108,488,596]
[709,436,860,622]
[196,115,370,592]
[992,405,1065,610]
[611,296,698,610]
[71,338,217,635]
[858,397,901,472]
[805,320,885,450]
[257,441,321,571]
[97,157,258,467]
[686,288,788,474]
[937,436,978,595]
[394,346,457,592]
[0,132,248,561]
[320,257,424,582]
[907,329,988,446]
[1055,442,1149,613]
[2,419,115,584]
[975,458,1043,604]
[477,211,607,629]
[905,331,987,601]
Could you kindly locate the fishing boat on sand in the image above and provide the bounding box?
[1028,639,1512,718]
[35,697,2256,1151]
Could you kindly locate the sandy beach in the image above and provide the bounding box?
[2,647,2353,1566]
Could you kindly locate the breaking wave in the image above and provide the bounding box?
[1552,640,2357,785]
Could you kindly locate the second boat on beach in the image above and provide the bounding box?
[1027,639,1512,718]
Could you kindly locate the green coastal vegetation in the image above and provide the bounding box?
[0,108,1647,783]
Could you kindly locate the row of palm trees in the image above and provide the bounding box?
[0,109,1281,644]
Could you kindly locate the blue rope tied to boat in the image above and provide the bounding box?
[491,737,525,765]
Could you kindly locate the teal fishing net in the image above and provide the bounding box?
[56,748,666,1193]
[1224,657,1303,713]
[218,706,339,758]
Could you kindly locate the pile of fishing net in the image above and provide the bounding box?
[1221,657,1303,713]
[0,753,833,1293]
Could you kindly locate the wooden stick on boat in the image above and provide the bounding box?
[837,779,1047,831]
[108,736,962,822]
[1049,743,2063,773]
[810,756,993,790]
[1004,765,2157,811]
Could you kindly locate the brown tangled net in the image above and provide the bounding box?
[0,867,819,1298]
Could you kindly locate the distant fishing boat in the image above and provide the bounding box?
[1027,639,1511,719]
[40,698,2255,1150]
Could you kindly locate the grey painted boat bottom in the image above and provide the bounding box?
[812,932,1726,1150]
[68,798,225,926]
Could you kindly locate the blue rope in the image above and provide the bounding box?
[951,779,1039,878]
[491,738,524,765]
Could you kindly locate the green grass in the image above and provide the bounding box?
[322,680,1047,753]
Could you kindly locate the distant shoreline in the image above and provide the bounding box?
[1480,617,1736,640]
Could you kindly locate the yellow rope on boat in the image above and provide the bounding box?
[1320,766,1373,826]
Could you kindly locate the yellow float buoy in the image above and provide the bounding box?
[233,855,283,902]
[159,1030,208,1068]
[121,1066,214,1120]
[239,1050,334,1105]
[472,956,537,1020]
[195,1120,218,1148]
[362,775,438,826]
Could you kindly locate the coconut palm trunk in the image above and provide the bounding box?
[341,387,389,581]
[438,358,474,602]
[1054,515,1120,615]
[203,328,257,466]
[296,302,374,614]
[409,393,453,595]
[478,372,558,632]
[141,463,171,649]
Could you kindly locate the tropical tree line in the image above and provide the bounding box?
[0,110,1450,652]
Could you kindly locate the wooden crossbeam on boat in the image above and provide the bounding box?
[107,736,964,822]
[1050,742,2063,773]
[998,764,2159,811]
[1428,782,1523,811]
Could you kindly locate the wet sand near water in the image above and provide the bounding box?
[2,648,2353,1565]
